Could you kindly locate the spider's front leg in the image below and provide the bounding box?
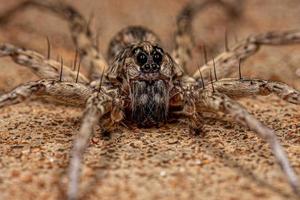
[67,91,123,200]
[0,0,108,79]
[191,88,300,195]
[0,80,93,108]
[194,30,300,81]
[210,78,300,104]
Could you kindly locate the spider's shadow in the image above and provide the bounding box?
[202,116,295,199]
[79,129,124,200]
[68,118,296,200]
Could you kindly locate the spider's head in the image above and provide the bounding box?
[126,41,181,82]
[131,42,167,76]
[108,41,183,83]
[107,42,183,126]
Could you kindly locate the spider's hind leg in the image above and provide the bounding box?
[0,0,107,80]
[194,30,300,81]
[172,0,243,73]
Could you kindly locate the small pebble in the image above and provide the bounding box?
[160,171,166,177]
[195,160,202,165]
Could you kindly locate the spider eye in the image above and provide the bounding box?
[153,51,162,64]
[136,53,148,66]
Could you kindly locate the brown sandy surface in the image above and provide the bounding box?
[0,0,300,200]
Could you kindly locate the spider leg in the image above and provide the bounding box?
[0,80,93,108]
[208,78,300,104]
[172,0,242,72]
[194,89,300,195]
[172,89,206,135]
[193,30,300,81]
[0,43,89,83]
[0,0,108,79]
[175,112,205,135]
[68,92,123,200]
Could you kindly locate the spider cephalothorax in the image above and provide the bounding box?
[107,31,183,126]
[0,1,300,200]
[129,46,170,125]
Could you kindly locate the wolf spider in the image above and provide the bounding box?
[0,0,300,199]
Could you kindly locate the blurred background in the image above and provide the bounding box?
[0,1,300,200]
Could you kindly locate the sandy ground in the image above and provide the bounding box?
[0,0,299,200]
